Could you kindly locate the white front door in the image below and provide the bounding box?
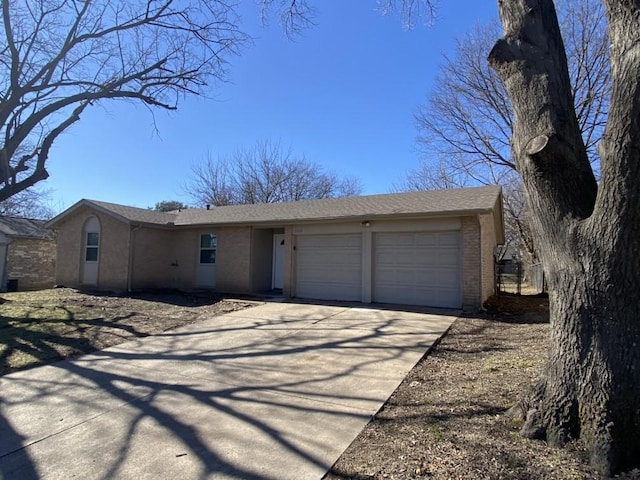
[272,234,285,289]
[196,233,217,288]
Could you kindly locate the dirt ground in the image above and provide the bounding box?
[3,289,639,478]
[0,288,257,375]
[324,294,640,480]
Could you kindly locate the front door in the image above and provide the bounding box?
[272,234,285,289]
[196,233,217,288]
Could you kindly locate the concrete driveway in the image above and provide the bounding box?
[0,301,457,480]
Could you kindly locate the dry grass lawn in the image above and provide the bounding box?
[0,288,255,375]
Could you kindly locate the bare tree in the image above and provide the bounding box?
[185,140,362,207]
[404,0,609,263]
[259,0,435,34]
[489,0,640,475]
[0,186,55,219]
[0,0,432,206]
[375,0,436,28]
[188,158,236,207]
[258,0,317,37]
[0,0,248,202]
[415,0,608,174]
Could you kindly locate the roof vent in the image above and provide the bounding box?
[206,204,211,210]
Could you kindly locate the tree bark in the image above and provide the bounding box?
[489,0,640,475]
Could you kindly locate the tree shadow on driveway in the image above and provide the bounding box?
[0,305,456,480]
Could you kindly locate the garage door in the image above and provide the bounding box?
[295,234,362,301]
[373,231,461,308]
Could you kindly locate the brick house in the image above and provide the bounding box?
[47,186,504,310]
[0,216,56,291]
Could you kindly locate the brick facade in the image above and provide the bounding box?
[54,207,131,291]
[479,212,497,302]
[6,237,56,290]
[216,226,252,293]
[461,216,481,309]
[460,214,498,310]
[49,188,504,308]
[129,227,174,289]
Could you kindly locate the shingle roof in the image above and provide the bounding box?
[174,185,501,226]
[89,200,178,225]
[49,186,502,228]
[0,216,55,239]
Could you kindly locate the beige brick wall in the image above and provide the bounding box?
[461,214,499,310]
[479,212,497,302]
[461,216,481,310]
[131,228,174,289]
[216,226,252,293]
[168,229,197,290]
[51,207,501,303]
[99,215,131,290]
[54,212,82,287]
[54,207,130,291]
[6,238,56,290]
[165,226,254,293]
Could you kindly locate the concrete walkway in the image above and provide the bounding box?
[0,302,457,480]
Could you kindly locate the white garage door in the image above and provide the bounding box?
[373,231,461,308]
[295,234,362,301]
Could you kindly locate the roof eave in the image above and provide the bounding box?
[47,199,133,228]
[47,200,177,228]
[172,208,497,228]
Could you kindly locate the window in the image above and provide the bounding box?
[85,232,99,261]
[200,234,217,264]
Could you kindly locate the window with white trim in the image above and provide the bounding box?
[199,234,217,264]
[85,232,99,261]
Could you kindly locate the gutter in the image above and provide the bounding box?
[170,209,498,229]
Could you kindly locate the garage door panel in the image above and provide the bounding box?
[438,251,459,265]
[373,231,461,309]
[415,236,438,247]
[295,234,362,302]
[435,270,459,284]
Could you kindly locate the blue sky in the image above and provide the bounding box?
[47,1,498,211]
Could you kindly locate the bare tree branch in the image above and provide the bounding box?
[257,0,317,38]
[405,0,609,262]
[0,0,249,202]
[0,185,55,219]
[376,0,436,28]
[184,140,362,207]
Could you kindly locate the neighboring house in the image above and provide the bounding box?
[0,216,56,291]
[47,186,504,310]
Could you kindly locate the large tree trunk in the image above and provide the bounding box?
[488,0,640,475]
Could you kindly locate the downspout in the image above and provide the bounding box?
[127,224,143,293]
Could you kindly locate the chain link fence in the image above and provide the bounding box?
[496,260,546,295]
